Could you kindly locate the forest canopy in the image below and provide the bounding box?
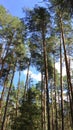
[0,0,73,130]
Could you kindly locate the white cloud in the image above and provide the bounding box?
[23,70,41,81]
[23,59,73,81]
[55,58,73,76]
[55,62,66,76]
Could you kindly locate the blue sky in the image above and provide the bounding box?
[0,0,45,86]
[0,0,69,88]
[13,67,41,87]
[0,0,45,18]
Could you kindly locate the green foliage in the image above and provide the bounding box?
[0,5,26,85]
[11,88,41,130]
[25,6,50,34]
[0,3,73,130]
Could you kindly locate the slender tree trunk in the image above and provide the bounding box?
[60,14,73,128]
[1,68,15,130]
[53,55,58,130]
[41,73,47,130]
[51,81,54,130]
[41,73,44,130]
[0,66,10,123]
[44,78,47,130]
[0,98,1,127]
[60,38,64,130]
[66,91,70,128]
[16,71,21,117]
[58,90,60,109]
[42,28,50,130]
[24,61,30,98]
[0,38,13,78]
[0,44,3,58]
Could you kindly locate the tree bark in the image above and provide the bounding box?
[1,68,15,130]
[0,65,10,123]
[60,38,64,130]
[0,38,13,78]
[44,78,47,130]
[41,73,44,130]
[60,14,73,128]
[53,55,58,130]
[16,71,21,117]
[24,61,30,99]
[42,28,50,130]
[51,81,54,130]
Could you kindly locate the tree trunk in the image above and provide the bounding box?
[53,55,58,130]
[0,38,13,78]
[60,14,73,128]
[0,66,10,123]
[24,61,30,99]
[1,68,15,130]
[42,29,50,130]
[44,78,47,130]
[60,38,64,130]
[41,73,44,130]
[51,81,54,130]
[16,71,21,117]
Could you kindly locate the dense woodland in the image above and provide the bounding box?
[0,0,73,130]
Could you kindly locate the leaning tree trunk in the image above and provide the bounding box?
[42,28,50,130]
[0,65,10,123]
[0,38,13,78]
[1,67,15,130]
[0,75,8,123]
[60,38,64,130]
[60,14,73,128]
